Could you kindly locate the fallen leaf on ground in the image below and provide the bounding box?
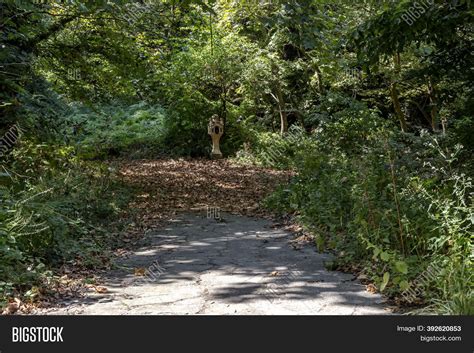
[94,286,108,294]
[134,268,146,276]
[3,298,21,315]
[366,283,377,294]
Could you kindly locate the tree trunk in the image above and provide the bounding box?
[220,86,227,130]
[390,83,408,132]
[270,61,288,135]
[391,53,408,132]
[275,81,288,135]
[427,76,439,132]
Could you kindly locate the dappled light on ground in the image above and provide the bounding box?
[39,213,389,315]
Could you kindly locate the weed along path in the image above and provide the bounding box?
[39,159,389,315]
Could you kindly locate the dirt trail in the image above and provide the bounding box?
[39,159,389,315]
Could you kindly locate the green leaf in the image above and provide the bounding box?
[372,247,381,259]
[399,280,410,291]
[380,272,390,292]
[380,251,390,261]
[395,261,408,274]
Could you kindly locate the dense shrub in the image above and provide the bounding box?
[234,125,314,169]
[0,138,130,306]
[64,102,168,159]
[261,104,473,314]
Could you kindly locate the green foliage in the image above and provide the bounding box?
[264,101,473,314]
[0,137,130,305]
[1,0,471,315]
[64,102,167,159]
[150,31,255,156]
[234,125,314,169]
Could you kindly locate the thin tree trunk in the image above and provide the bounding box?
[270,62,288,135]
[275,81,288,135]
[220,84,227,130]
[427,76,439,132]
[391,53,408,132]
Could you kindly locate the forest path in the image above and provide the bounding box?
[39,159,389,315]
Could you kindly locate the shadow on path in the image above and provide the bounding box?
[40,212,390,315]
